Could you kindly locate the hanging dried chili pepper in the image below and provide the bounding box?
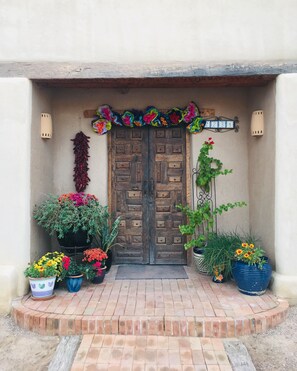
[71,131,90,192]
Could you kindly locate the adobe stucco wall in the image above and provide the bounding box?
[51,87,250,232]
[0,78,32,313]
[271,74,297,304]
[0,0,296,64]
[248,82,276,267]
[30,85,54,260]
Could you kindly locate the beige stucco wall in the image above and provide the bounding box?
[52,87,250,232]
[0,78,32,313]
[271,74,297,304]
[247,82,276,267]
[0,0,296,64]
[30,85,54,260]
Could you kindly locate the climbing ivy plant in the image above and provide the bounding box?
[177,138,247,250]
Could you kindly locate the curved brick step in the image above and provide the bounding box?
[11,297,288,337]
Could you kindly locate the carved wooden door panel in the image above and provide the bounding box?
[149,127,187,264]
[110,126,187,265]
[110,128,149,264]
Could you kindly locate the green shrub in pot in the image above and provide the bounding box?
[33,192,106,243]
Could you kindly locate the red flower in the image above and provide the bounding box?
[62,256,71,270]
[92,262,102,269]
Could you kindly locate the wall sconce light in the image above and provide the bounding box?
[40,113,52,139]
[251,110,264,136]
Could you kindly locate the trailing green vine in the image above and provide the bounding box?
[177,138,247,251]
[196,138,232,192]
[177,201,246,250]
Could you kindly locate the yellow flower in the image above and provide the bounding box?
[46,260,53,266]
[249,244,255,248]
[244,253,250,258]
[236,249,243,255]
[242,243,248,248]
[39,266,44,272]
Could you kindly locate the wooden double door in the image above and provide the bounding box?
[109,126,188,265]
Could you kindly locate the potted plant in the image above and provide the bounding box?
[60,256,84,293]
[95,206,121,272]
[232,241,272,295]
[203,232,241,282]
[177,138,246,274]
[33,192,105,248]
[82,248,108,284]
[24,254,57,299]
[40,251,66,284]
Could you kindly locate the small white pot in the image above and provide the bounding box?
[29,276,56,299]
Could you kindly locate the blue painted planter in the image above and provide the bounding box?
[66,274,83,293]
[232,260,272,296]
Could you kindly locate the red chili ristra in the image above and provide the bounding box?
[71,131,90,192]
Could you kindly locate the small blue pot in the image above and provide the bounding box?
[232,259,272,296]
[66,274,83,293]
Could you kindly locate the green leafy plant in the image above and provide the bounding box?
[203,232,242,278]
[33,192,106,241]
[196,138,232,192]
[177,201,246,250]
[60,256,83,279]
[95,206,121,253]
[177,138,247,251]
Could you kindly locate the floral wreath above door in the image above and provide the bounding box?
[91,101,204,135]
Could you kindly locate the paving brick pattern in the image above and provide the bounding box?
[71,334,233,371]
[12,266,288,337]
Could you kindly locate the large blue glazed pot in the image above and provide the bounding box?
[232,259,272,296]
[66,274,83,293]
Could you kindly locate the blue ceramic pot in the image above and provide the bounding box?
[66,274,83,292]
[232,259,272,296]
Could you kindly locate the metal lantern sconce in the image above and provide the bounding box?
[203,116,239,133]
[40,113,52,139]
[251,110,264,136]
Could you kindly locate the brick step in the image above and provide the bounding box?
[12,298,288,337]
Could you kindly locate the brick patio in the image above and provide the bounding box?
[12,265,288,337]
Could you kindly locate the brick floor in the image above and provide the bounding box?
[71,335,233,371]
[12,265,288,337]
